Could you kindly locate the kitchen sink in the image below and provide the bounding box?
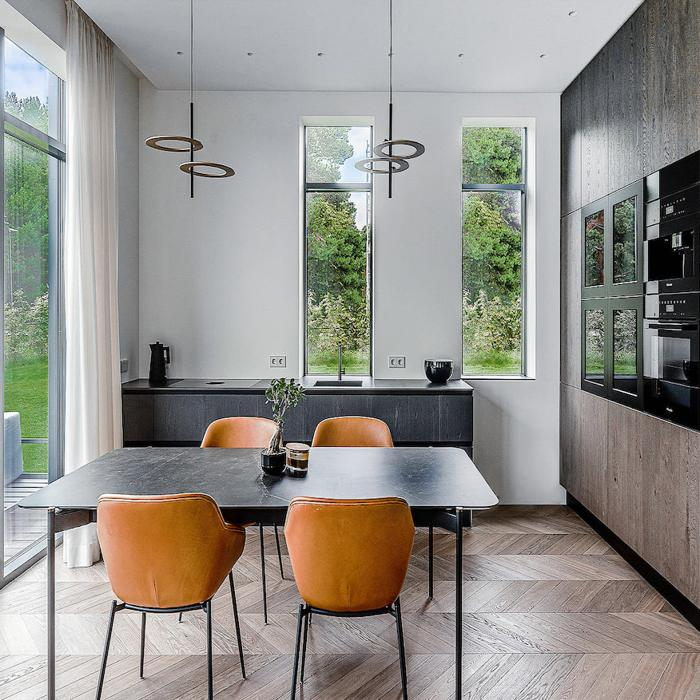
[313,380,364,387]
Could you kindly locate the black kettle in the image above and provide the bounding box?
[149,341,170,384]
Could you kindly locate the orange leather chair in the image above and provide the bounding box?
[96,493,246,699]
[285,496,414,699]
[311,416,394,447]
[201,416,283,624]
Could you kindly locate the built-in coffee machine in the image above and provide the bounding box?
[644,151,700,428]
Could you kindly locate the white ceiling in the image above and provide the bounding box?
[79,0,644,93]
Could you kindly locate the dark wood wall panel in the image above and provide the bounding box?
[561,77,581,215]
[561,0,700,608]
[608,6,645,192]
[581,47,609,205]
[560,211,581,387]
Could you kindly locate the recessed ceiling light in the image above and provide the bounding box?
[568,10,577,17]
[317,51,325,57]
[458,52,464,58]
[176,50,183,55]
[247,51,254,56]
[539,53,548,59]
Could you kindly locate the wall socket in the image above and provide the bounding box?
[269,355,287,368]
[388,355,406,369]
[120,358,129,374]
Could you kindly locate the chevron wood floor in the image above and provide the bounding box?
[0,506,699,698]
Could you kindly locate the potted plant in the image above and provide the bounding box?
[261,377,305,475]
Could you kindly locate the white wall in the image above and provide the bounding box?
[139,86,562,504]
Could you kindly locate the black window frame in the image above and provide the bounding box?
[302,124,374,377]
[0,28,66,584]
[461,125,528,378]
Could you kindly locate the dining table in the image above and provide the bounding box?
[19,445,498,699]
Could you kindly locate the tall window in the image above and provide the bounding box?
[2,34,65,576]
[304,125,372,375]
[462,126,527,376]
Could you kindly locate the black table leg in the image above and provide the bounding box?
[47,508,56,699]
[455,507,463,699]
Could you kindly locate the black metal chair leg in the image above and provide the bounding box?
[259,524,268,624]
[139,612,146,678]
[178,611,183,623]
[206,601,214,700]
[428,525,434,599]
[228,572,246,678]
[274,524,285,579]
[96,600,119,699]
[395,598,408,700]
[290,604,304,700]
[300,606,310,684]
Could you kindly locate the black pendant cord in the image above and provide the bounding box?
[388,0,393,199]
[189,0,194,198]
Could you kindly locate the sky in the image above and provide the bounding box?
[5,39,49,103]
[338,126,372,227]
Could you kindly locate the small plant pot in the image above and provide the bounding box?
[260,450,286,476]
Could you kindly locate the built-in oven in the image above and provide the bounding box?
[643,292,700,427]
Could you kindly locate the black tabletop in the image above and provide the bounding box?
[19,447,497,511]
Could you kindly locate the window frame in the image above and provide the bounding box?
[461,120,534,379]
[0,28,66,584]
[302,124,374,377]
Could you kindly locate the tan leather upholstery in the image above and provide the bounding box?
[285,497,414,612]
[97,493,245,609]
[311,416,394,447]
[201,416,277,448]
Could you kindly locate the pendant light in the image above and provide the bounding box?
[355,0,425,197]
[145,0,234,197]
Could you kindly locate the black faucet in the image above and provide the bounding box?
[338,343,345,382]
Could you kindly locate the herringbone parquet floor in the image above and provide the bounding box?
[1,506,699,698]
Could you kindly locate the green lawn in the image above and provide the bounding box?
[308,349,370,376]
[4,356,48,473]
[463,349,521,376]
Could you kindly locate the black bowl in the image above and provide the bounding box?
[424,359,453,384]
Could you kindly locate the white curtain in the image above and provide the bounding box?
[63,0,122,567]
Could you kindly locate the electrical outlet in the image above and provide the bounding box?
[388,355,406,369]
[269,355,287,368]
[120,358,129,374]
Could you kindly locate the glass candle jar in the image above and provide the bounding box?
[285,442,310,477]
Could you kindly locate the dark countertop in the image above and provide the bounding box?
[122,377,474,395]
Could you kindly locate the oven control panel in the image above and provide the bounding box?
[645,292,699,321]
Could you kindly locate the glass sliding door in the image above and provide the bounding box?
[1,32,64,582]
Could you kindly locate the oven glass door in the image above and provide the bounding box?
[643,324,698,385]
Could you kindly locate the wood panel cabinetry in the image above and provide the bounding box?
[560,384,609,522]
[560,212,581,387]
[561,0,700,611]
[562,385,700,606]
[561,77,581,216]
[581,46,609,205]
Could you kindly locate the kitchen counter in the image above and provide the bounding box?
[122,377,474,448]
[122,377,474,395]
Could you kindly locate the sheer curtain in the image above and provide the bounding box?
[63,0,122,567]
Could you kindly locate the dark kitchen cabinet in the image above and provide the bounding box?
[122,388,473,448]
[581,181,644,299]
[581,296,643,408]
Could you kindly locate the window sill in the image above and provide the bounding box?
[462,374,535,381]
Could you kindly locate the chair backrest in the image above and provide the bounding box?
[97,493,245,609]
[285,496,414,612]
[201,416,277,448]
[311,416,394,447]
